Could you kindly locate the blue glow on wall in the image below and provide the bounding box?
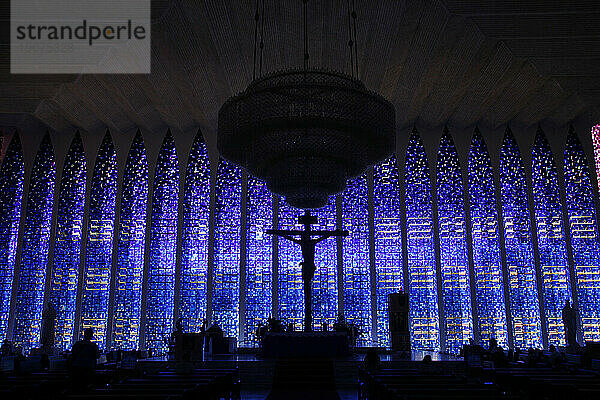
[277,202,304,330]
[564,128,600,342]
[436,132,473,354]
[532,128,571,347]
[499,130,543,349]
[342,174,372,346]
[112,132,147,350]
[373,155,403,348]
[245,176,273,346]
[146,132,179,353]
[80,133,117,349]
[0,135,24,341]
[180,132,210,333]
[468,131,508,348]
[49,133,86,351]
[213,159,242,339]
[277,199,338,332]
[405,131,440,351]
[13,134,55,352]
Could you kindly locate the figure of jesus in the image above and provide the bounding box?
[267,210,348,331]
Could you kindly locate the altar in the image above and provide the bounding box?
[261,332,349,358]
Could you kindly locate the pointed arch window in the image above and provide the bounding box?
[436,133,472,353]
[145,132,179,353]
[532,128,571,346]
[564,128,600,342]
[212,159,242,339]
[499,130,543,349]
[80,133,117,349]
[373,155,403,347]
[49,133,86,351]
[180,133,211,332]
[405,131,439,351]
[0,135,24,341]
[468,131,508,348]
[13,134,55,352]
[112,132,148,350]
[245,177,273,346]
[342,174,371,345]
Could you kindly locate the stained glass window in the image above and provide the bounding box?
[436,132,473,353]
[13,134,55,352]
[180,132,210,333]
[277,202,304,330]
[145,132,179,353]
[112,131,148,350]
[373,155,403,348]
[499,129,543,349]
[591,125,600,187]
[212,159,242,339]
[468,130,508,348]
[0,135,24,341]
[564,128,600,342]
[312,200,338,332]
[532,128,571,347]
[342,174,372,346]
[80,132,117,349]
[405,130,440,351]
[277,199,338,332]
[245,177,273,346]
[49,133,86,351]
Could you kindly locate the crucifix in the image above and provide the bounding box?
[267,210,348,332]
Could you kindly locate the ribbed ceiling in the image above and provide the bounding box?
[0,0,598,138]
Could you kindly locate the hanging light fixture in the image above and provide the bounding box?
[218,0,395,209]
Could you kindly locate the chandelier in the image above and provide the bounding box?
[217,1,395,209]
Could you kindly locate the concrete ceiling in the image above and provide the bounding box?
[1,0,598,139]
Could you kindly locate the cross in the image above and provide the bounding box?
[267,210,348,332]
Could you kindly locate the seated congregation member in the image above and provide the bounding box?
[70,328,100,391]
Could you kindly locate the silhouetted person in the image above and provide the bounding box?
[41,302,57,351]
[422,354,432,364]
[488,337,498,352]
[363,349,381,371]
[1,339,12,356]
[562,300,577,347]
[70,328,100,392]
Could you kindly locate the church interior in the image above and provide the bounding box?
[1,0,600,399]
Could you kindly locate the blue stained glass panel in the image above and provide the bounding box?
[0,135,24,341]
[277,202,304,330]
[277,200,338,332]
[468,131,508,348]
[212,159,242,339]
[245,177,272,346]
[373,155,403,348]
[112,132,148,350]
[180,134,210,333]
[342,174,372,346]
[312,200,338,331]
[49,134,86,351]
[405,131,440,350]
[564,129,600,342]
[499,130,543,349]
[146,132,179,353]
[436,133,473,353]
[13,135,55,352]
[532,128,571,347]
[80,133,117,349]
